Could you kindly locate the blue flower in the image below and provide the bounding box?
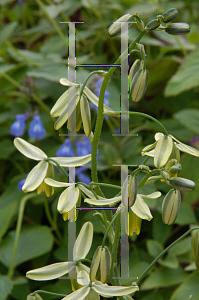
[75,136,99,160]
[76,166,90,185]
[17,178,26,191]
[28,114,46,140]
[56,139,74,157]
[10,114,27,137]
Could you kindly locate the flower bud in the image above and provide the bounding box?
[146,19,160,30]
[163,8,178,23]
[129,59,143,85]
[108,14,133,37]
[169,177,196,192]
[169,163,182,175]
[27,294,43,300]
[192,230,199,270]
[130,69,149,102]
[165,23,190,35]
[90,246,111,283]
[162,189,181,225]
[80,96,91,137]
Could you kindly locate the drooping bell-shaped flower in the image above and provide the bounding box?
[56,139,74,157]
[10,114,27,137]
[28,114,46,140]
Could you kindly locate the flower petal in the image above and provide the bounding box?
[57,185,79,213]
[139,191,161,199]
[22,161,48,192]
[92,282,139,297]
[170,135,199,157]
[14,137,47,161]
[74,222,93,261]
[44,178,73,187]
[154,135,173,168]
[26,262,74,280]
[50,154,91,167]
[155,132,164,141]
[84,196,121,206]
[77,270,90,286]
[78,184,104,200]
[131,195,153,220]
[83,86,112,112]
[60,78,78,86]
[62,286,90,300]
[141,142,157,156]
[51,88,74,118]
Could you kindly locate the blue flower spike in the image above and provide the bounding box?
[10,114,27,137]
[28,114,46,140]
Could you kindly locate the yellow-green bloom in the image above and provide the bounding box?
[51,78,112,132]
[90,246,111,284]
[141,132,199,168]
[14,138,91,196]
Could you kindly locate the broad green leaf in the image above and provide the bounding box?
[141,267,188,290]
[22,161,48,192]
[0,139,15,159]
[154,135,173,168]
[44,178,73,187]
[165,47,199,96]
[159,254,179,269]
[146,239,164,257]
[152,211,172,244]
[170,271,199,300]
[92,282,139,296]
[131,195,152,220]
[51,154,91,166]
[75,222,93,261]
[62,286,90,300]
[0,275,13,300]
[14,138,47,161]
[168,237,192,256]
[0,200,17,241]
[0,225,53,268]
[174,109,199,135]
[175,202,197,225]
[10,277,30,300]
[0,22,17,46]
[26,262,74,280]
[83,86,112,112]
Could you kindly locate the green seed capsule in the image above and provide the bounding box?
[146,19,160,30]
[165,23,190,35]
[192,230,199,270]
[169,177,196,192]
[162,189,181,225]
[108,14,134,37]
[130,69,149,102]
[163,8,178,23]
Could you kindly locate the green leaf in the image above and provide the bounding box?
[175,202,197,225]
[10,278,30,300]
[174,109,199,135]
[0,139,15,159]
[0,22,17,46]
[0,200,17,241]
[146,239,164,257]
[165,47,199,96]
[0,275,13,300]
[170,271,199,300]
[159,254,179,269]
[152,211,172,244]
[141,267,188,290]
[0,225,53,268]
[28,64,73,82]
[168,237,192,256]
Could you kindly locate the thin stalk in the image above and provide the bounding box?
[102,211,120,247]
[79,70,107,99]
[89,182,121,190]
[7,193,37,278]
[76,258,92,265]
[138,169,160,190]
[46,158,69,179]
[136,227,199,285]
[104,111,168,136]
[30,290,67,297]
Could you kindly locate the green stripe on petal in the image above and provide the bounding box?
[57,185,79,214]
[26,261,74,280]
[44,178,73,187]
[92,282,139,297]
[75,222,93,261]
[154,135,173,168]
[22,161,48,192]
[83,86,112,112]
[50,154,91,167]
[84,197,121,206]
[131,195,153,220]
[14,138,47,161]
[62,286,90,300]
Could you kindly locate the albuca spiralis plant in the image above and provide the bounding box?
[4,3,199,300]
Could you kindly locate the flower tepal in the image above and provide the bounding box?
[28,114,46,140]
[10,114,27,137]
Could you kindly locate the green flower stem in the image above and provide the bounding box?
[130,49,142,60]
[76,258,92,265]
[91,30,147,196]
[102,210,120,247]
[89,182,121,190]
[104,111,168,136]
[136,226,199,286]
[79,70,107,98]
[30,290,67,297]
[35,0,68,49]
[138,169,160,190]
[7,193,38,278]
[46,158,69,179]
[110,211,121,281]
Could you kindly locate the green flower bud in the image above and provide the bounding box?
[80,95,91,137]
[165,23,190,35]
[157,15,164,23]
[129,59,144,86]
[130,69,149,102]
[27,294,43,300]
[162,189,181,225]
[192,230,199,270]
[96,70,108,76]
[129,176,138,207]
[169,163,182,175]
[90,246,111,283]
[165,159,178,170]
[163,8,178,23]
[160,170,169,181]
[108,14,134,37]
[146,19,160,30]
[169,177,196,192]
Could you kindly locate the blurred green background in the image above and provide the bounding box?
[1,0,199,299]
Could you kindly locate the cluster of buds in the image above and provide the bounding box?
[145,8,190,35]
